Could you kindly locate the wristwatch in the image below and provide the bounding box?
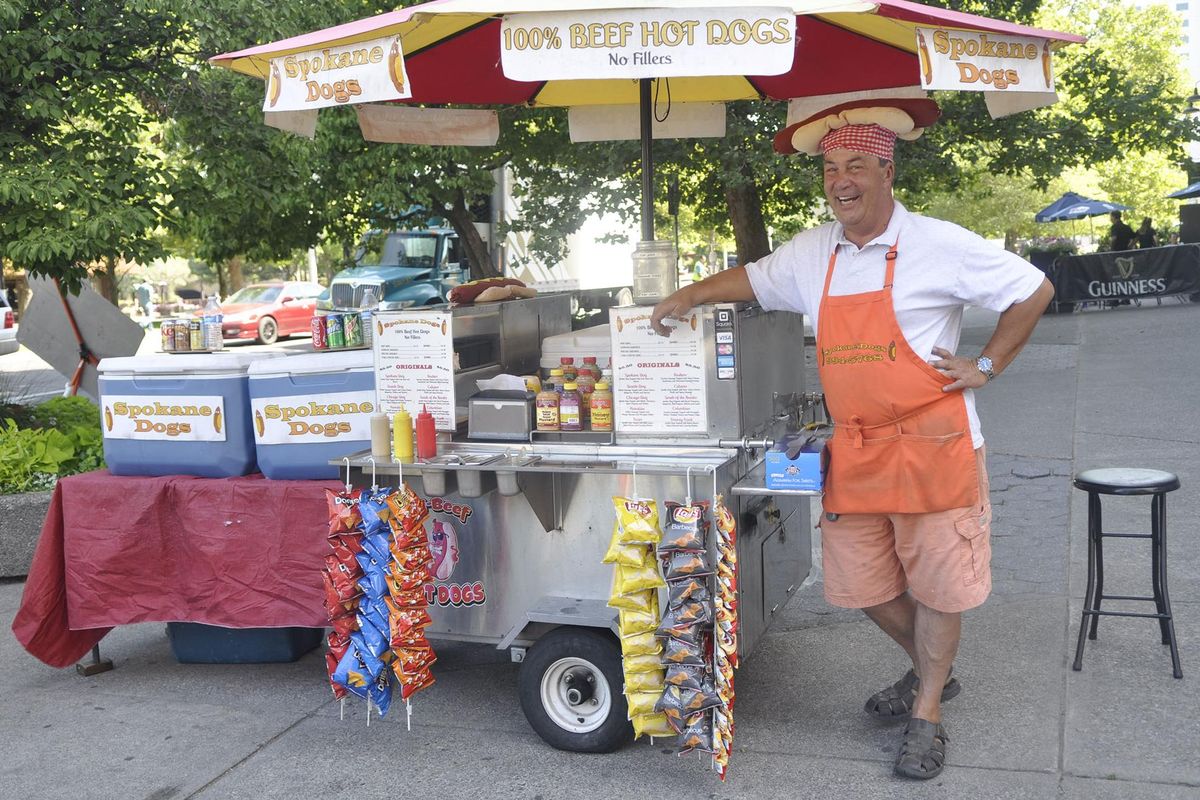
[975,355,996,382]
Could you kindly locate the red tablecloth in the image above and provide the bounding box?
[12,470,341,667]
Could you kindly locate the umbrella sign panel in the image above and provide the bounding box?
[916,27,1053,93]
[500,7,795,81]
[262,34,411,112]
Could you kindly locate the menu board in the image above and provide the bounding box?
[373,310,455,430]
[610,307,708,434]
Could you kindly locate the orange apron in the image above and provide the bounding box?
[816,242,979,514]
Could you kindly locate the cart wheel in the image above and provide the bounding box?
[518,627,632,753]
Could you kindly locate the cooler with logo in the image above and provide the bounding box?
[248,349,377,480]
[98,352,282,478]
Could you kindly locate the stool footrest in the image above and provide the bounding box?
[1098,532,1153,539]
[1098,594,1158,602]
[1081,609,1171,620]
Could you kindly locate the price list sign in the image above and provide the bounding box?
[373,310,456,430]
[610,307,708,434]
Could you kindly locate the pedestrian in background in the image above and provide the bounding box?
[1135,217,1157,249]
[1108,211,1135,252]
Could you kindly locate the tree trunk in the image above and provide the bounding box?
[226,256,245,294]
[445,189,498,280]
[724,168,772,267]
[93,256,119,304]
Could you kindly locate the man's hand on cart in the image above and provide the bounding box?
[650,286,699,336]
[650,265,758,336]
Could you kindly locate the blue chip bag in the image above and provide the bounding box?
[360,532,392,565]
[349,632,388,676]
[368,669,393,717]
[356,604,390,641]
[355,570,388,600]
[331,647,370,700]
[359,488,393,535]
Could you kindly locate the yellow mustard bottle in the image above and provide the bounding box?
[590,381,613,431]
[393,408,414,463]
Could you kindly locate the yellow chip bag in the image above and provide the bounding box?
[632,712,677,739]
[613,496,661,545]
[613,561,665,594]
[618,601,660,636]
[622,651,664,673]
[623,669,665,694]
[625,689,662,718]
[607,587,656,613]
[602,524,650,568]
[620,631,662,657]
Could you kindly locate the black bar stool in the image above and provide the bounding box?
[1072,468,1182,678]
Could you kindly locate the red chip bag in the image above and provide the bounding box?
[328,610,359,638]
[399,670,436,700]
[386,602,432,635]
[326,488,364,534]
[388,570,431,594]
[389,587,428,608]
[393,646,437,676]
[327,630,351,661]
[393,544,434,574]
[325,652,349,700]
[386,484,430,534]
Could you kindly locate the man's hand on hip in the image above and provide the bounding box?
[930,347,988,392]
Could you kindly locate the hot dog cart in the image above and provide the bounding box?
[341,294,819,751]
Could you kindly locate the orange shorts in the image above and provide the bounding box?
[819,447,992,613]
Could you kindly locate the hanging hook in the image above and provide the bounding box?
[632,461,638,499]
[685,465,694,506]
[367,456,378,490]
[343,457,352,492]
[709,464,718,505]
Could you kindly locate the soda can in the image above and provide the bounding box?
[189,319,204,351]
[325,313,345,349]
[310,315,328,350]
[343,312,362,347]
[174,319,191,352]
[161,320,175,352]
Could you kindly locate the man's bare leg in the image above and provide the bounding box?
[909,602,961,723]
[863,593,919,667]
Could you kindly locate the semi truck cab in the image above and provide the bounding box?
[323,228,469,312]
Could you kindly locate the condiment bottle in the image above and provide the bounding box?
[582,355,598,377]
[575,367,597,422]
[536,383,560,431]
[560,357,577,383]
[559,381,583,431]
[393,408,414,463]
[590,381,613,431]
[415,404,437,460]
[370,413,391,458]
[547,367,565,394]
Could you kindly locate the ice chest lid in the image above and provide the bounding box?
[99,351,285,376]
[247,348,374,378]
[540,324,612,356]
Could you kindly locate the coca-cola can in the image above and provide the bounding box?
[310,315,328,350]
[161,320,176,352]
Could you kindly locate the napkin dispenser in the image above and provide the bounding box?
[468,389,535,441]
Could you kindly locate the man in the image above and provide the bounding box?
[1109,210,1135,252]
[650,98,1054,780]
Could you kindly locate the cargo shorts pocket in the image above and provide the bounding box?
[954,506,992,587]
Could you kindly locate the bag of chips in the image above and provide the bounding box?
[386,484,429,534]
[351,624,389,661]
[602,522,650,568]
[659,598,711,629]
[620,631,662,658]
[678,711,714,754]
[613,560,665,595]
[664,664,705,691]
[653,685,693,733]
[393,544,434,574]
[606,587,656,614]
[665,550,711,580]
[328,609,358,638]
[398,669,436,700]
[660,501,708,551]
[358,488,393,535]
[325,651,349,700]
[656,621,702,646]
[625,690,661,718]
[326,488,363,534]
[612,496,661,545]
[389,587,428,608]
[623,669,665,694]
[356,571,389,601]
[393,645,437,676]
[622,652,664,673]
[662,636,706,666]
[667,577,708,608]
[360,532,392,565]
[631,712,677,739]
[368,669,393,716]
[617,600,660,636]
[327,534,361,566]
[331,648,370,700]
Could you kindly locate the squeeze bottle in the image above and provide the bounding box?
[415,404,437,460]
[393,408,414,463]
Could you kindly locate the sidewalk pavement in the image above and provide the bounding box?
[3,301,1198,799]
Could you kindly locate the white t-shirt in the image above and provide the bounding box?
[745,201,1046,447]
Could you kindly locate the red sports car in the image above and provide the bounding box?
[217,281,325,344]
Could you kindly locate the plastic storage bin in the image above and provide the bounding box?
[539,324,612,372]
[98,352,282,478]
[247,349,377,480]
[166,622,323,664]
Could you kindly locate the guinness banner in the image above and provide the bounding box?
[1053,245,1200,302]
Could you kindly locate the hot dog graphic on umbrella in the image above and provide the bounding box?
[388,37,406,94]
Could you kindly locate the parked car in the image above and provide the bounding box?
[215,281,325,345]
[0,294,18,356]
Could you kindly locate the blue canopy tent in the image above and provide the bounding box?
[1035,192,1131,222]
[1166,181,1200,200]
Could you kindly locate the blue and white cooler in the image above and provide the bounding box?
[98,352,283,478]
[247,349,377,480]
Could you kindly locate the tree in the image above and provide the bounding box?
[0,1,188,296]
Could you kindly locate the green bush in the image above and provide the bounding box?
[0,396,106,494]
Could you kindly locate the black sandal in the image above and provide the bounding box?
[864,668,961,719]
[894,718,949,779]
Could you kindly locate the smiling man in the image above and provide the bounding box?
[650,98,1054,781]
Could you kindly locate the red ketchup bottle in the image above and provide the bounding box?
[415,404,437,460]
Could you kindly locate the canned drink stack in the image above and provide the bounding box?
[325,313,345,349]
[189,319,204,351]
[174,319,191,352]
[161,320,176,352]
[310,315,328,350]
